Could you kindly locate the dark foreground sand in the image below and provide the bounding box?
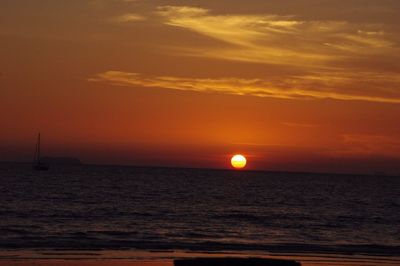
[0,261,170,266]
[1,250,399,266]
[2,257,400,266]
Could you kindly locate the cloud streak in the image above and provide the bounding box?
[156,6,398,67]
[89,71,400,104]
[90,5,400,105]
[327,134,400,157]
[110,13,146,23]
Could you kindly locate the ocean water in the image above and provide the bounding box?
[0,163,399,256]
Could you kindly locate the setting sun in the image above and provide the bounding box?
[231,154,247,169]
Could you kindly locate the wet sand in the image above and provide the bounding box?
[1,250,399,266]
[0,261,171,266]
[1,257,400,266]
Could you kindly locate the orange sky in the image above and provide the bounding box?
[1,0,400,174]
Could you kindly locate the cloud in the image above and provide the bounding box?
[89,71,400,104]
[90,6,400,105]
[328,134,400,157]
[110,13,146,23]
[155,6,398,67]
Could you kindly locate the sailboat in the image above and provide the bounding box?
[33,133,49,171]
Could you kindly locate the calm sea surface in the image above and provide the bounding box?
[0,163,399,256]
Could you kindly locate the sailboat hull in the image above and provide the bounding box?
[33,163,49,171]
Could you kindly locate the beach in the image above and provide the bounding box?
[0,260,169,266]
[1,249,400,266]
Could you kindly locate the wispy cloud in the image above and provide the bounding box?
[155,6,398,67]
[91,6,400,105]
[328,134,400,157]
[89,71,400,104]
[110,13,146,23]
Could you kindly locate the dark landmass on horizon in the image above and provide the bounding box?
[0,160,397,177]
[41,156,82,165]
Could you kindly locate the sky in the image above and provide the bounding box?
[1,0,400,174]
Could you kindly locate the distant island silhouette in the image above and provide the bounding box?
[40,157,82,165]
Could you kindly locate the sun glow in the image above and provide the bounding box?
[231,154,247,169]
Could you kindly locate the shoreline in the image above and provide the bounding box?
[1,249,399,266]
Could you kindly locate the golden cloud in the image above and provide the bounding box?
[155,6,398,67]
[89,71,400,104]
[110,13,146,23]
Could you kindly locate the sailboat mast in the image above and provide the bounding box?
[37,133,41,163]
[33,132,49,170]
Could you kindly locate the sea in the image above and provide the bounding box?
[0,163,399,261]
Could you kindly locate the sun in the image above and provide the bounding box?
[231,154,247,169]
